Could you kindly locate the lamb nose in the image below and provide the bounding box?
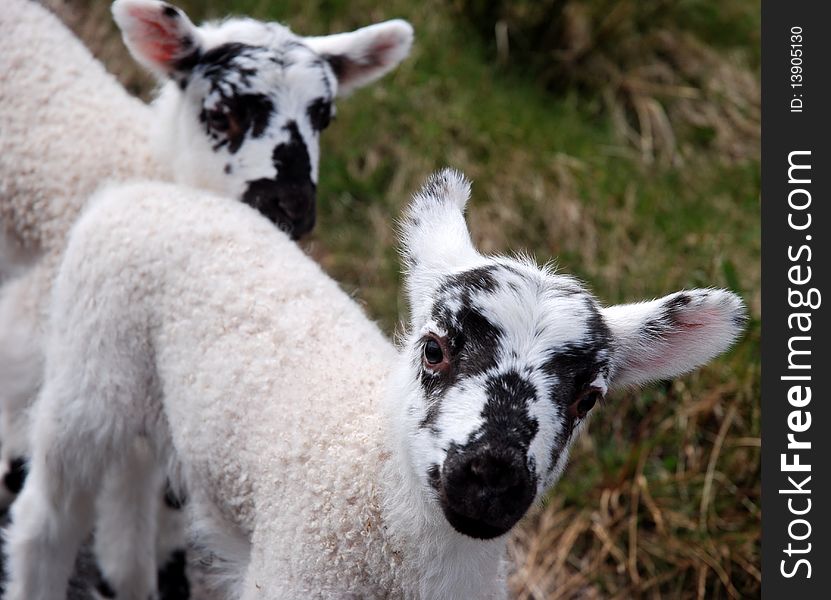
[469,455,519,492]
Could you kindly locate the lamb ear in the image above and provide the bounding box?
[400,169,480,312]
[112,0,203,80]
[602,289,747,388]
[304,20,414,96]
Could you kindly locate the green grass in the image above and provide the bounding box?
[52,0,760,596]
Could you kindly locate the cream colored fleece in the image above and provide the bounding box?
[0,0,163,469]
[0,0,160,255]
[51,181,412,597]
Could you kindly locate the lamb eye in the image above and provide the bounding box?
[570,389,601,419]
[423,339,444,366]
[578,392,598,414]
[206,109,231,133]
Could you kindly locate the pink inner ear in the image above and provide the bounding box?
[367,36,398,63]
[624,314,724,376]
[675,306,724,328]
[127,6,184,65]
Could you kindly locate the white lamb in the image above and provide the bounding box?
[6,170,746,600]
[0,0,413,494]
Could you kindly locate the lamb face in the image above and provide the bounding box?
[406,262,612,539]
[113,0,413,238]
[157,38,334,238]
[398,169,747,541]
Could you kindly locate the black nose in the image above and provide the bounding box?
[439,445,535,540]
[241,179,316,240]
[468,453,521,492]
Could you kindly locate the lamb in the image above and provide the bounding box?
[0,0,413,496]
[5,169,746,599]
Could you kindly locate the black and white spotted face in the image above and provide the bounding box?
[159,37,336,238]
[398,169,747,540]
[113,0,413,239]
[403,261,612,539]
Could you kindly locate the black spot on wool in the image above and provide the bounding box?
[447,265,500,295]
[732,308,749,328]
[641,292,694,341]
[197,43,254,78]
[3,457,27,495]
[541,299,611,470]
[241,121,315,238]
[430,265,500,327]
[158,550,190,600]
[271,121,314,195]
[419,307,504,428]
[94,573,116,598]
[306,98,332,131]
[541,300,610,404]
[651,290,745,331]
[311,57,335,98]
[437,371,539,539]
[321,53,349,80]
[171,44,202,88]
[476,371,541,450]
[186,42,263,95]
[420,266,505,428]
[164,482,187,510]
[415,168,471,207]
[200,92,274,155]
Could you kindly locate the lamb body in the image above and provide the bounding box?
[10,181,424,598]
[7,172,746,599]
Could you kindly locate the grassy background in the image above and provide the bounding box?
[47,0,760,597]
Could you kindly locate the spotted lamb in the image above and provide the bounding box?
[5,170,745,600]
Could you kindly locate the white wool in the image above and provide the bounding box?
[0,0,160,257]
[0,0,163,466]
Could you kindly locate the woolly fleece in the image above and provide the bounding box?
[50,181,418,598]
[0,0,164,481]
[0,0,160,256]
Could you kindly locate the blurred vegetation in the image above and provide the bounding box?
[48,0,760,597]
[455,0,760,163]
